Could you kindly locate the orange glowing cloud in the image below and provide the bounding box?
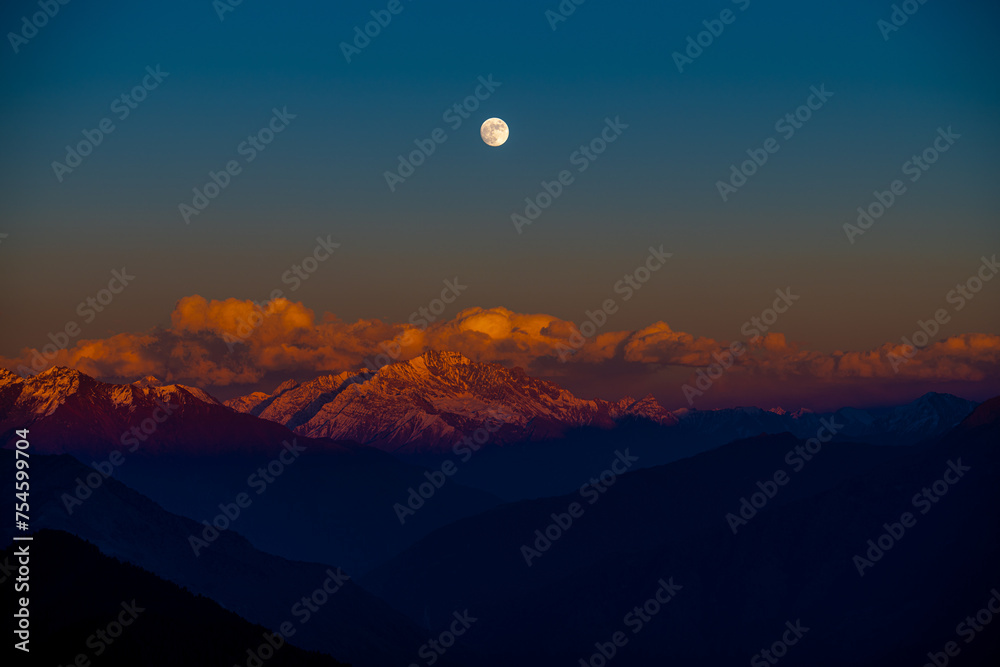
[2,296,998,395]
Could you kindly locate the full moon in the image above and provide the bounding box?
[481,118,509,147]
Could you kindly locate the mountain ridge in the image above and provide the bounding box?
[221,351,977,452]
[0,366,337,455]
[223,350,678,453]
[1,357,978,456]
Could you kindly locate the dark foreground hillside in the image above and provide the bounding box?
[364,398,1000,666]
[1,530,347,667]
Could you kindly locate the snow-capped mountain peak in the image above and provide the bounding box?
[0,367,328,457]
[225,351,674,452]
[132,375,164,388]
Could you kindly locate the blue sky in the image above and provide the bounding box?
[1,0,998,358]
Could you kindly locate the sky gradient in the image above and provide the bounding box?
[1,0,998,409]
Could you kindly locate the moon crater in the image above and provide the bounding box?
[481,118,509,147]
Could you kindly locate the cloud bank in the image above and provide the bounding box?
[4,295,999,406]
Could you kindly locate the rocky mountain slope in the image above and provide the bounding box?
[0,366,321,455]
[223,351,976,453]
[225,351,677,453]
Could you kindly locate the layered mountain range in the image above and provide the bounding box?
[0,450,463,667]
[1,356,997,666]
[360,397,1000,666]
[223,350,677,452]
[0,352,978,458]
[222,350,975,451]
[0,366,304,455]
